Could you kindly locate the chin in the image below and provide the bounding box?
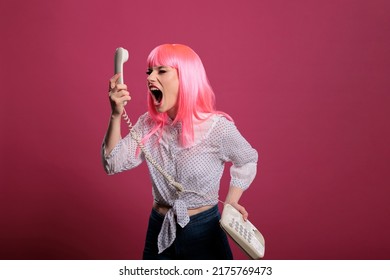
[156,108,167,114]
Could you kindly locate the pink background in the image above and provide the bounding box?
[1,0,389,259]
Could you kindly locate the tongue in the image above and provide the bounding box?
[154,98,162,106]
[151,88,163,105]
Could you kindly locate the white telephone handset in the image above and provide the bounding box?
[114,47,129,106]
[220,203,265,259]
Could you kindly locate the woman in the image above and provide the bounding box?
[102,44,258,259]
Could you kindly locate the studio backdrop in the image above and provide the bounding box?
[1,0,389,259]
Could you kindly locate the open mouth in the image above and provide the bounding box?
[150,88,163,105]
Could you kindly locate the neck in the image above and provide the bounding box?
[167,107,178,120]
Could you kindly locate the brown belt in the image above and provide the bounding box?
[153,202,213,217]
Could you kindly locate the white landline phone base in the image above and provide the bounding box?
[220,204,265,259]
[114,47,265,260]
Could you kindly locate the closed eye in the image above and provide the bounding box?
[146,67,169,75]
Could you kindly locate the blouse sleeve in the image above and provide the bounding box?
[101,113,148,175]
[219,118,258,190]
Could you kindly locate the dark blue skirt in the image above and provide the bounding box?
[143,204,233,260]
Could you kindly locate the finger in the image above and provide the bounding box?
[109,84,128,96]
[110,73,121,83]
[109,73,121,90]
[237,205,248,221]
[111,92,131,104]
[119,95,131,106]
[115,90,130,98]
[121,94,131,102]
[115,84,128,91]
[110,84,128,94]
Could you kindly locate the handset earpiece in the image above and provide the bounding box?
[114,47,129,105]
[114,47,129,84]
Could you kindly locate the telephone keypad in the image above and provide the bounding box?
[228,217,254,244]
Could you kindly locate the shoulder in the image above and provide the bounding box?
[212,113,250,142]
[137,112,153,125]
[203,113,236,142]
[134,112,155,131]
[213,113,235,131]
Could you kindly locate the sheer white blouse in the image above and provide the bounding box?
[102,112,258,253]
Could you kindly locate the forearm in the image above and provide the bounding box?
[225,185,244,204]
[103,114,122,155]
[225,185,249,220]
[104,73,131,155]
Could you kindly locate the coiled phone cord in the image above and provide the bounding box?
[122,108,184,193]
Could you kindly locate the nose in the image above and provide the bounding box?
[147,70,156,83]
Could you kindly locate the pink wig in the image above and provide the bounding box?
[143,44,232,147]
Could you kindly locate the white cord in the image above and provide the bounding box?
[123,109,226,205]
[123,108,184,192]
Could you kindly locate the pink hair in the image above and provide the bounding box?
[143,44,232,147]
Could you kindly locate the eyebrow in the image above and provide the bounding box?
[148,66,170,70]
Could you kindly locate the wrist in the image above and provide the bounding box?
[225,185,244,205]
[226,201,239,207]
[110,112,122,120]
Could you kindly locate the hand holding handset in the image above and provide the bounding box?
[220,203,265,259]
[112,47,265,259]
[114,47,129,106]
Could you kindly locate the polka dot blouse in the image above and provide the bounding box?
[102,112,258,253]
